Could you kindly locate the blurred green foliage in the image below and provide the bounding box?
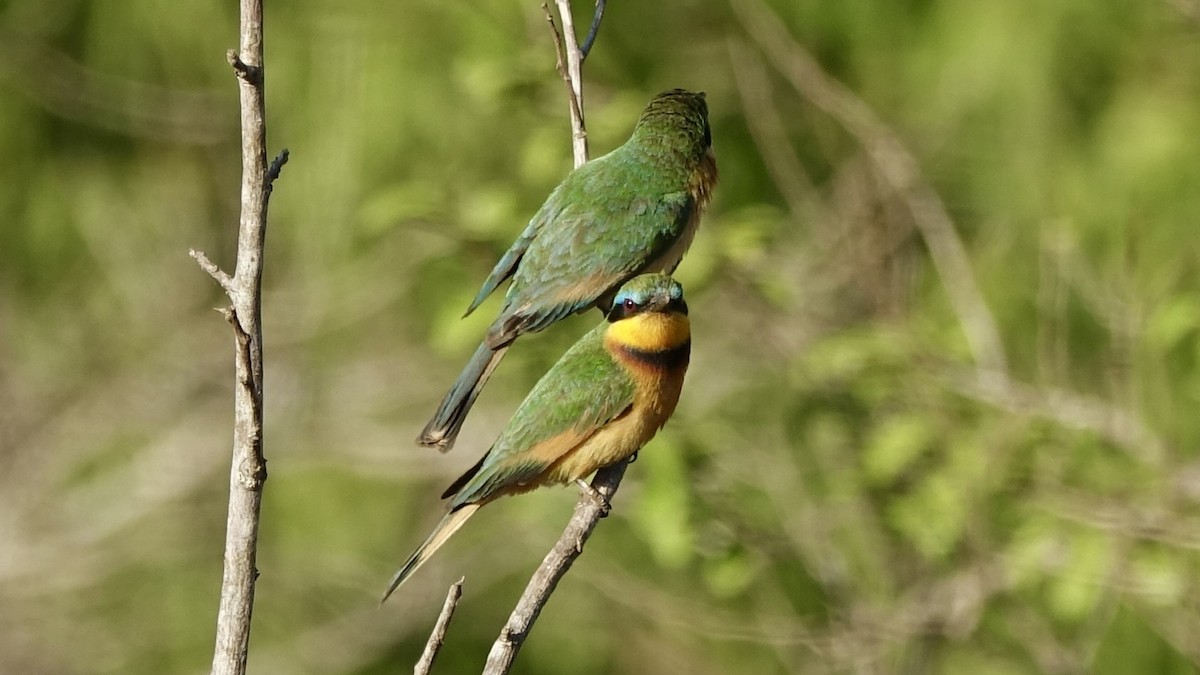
[2,0,1200,672]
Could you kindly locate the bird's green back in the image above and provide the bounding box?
[486,91,712,339]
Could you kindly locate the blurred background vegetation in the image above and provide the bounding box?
[3,0,1200,672]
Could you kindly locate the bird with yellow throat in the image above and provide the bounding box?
[383,273,691,601]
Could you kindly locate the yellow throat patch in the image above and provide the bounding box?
[605,311,691,353]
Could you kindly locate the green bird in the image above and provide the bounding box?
[384,273,691,600]
[418,88,715,452]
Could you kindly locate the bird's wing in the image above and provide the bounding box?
[489,162,696,343]
[463,209,543,317]
[446,326,635,507]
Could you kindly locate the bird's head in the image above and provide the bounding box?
[604,273,690,362]
[631,89,712,158]
[606,273,688,323]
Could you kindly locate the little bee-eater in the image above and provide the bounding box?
[384,273,691,601]
[418,89,716,452]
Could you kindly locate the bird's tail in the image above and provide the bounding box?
[417,340,509,452]
[380,503,481,603]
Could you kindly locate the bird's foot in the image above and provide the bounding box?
[628,451,639,464]
[575,479,611,517]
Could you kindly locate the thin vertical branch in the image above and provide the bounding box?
[481,2,616,672]
[553,0,588,165]
[541,7,586,159]
[190,0,287,673]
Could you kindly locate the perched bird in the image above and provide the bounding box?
[418,88,716,452]
[384,273,691,601]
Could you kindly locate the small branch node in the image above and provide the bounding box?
[190,248,235,296]
[266,148,290,185]
[237,456,267,490]
[226,49,263,85]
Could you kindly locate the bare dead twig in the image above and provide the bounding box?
[415,579,465,675]
[540,4,588,166]
[197,1,287,673]
[545,0,588,166]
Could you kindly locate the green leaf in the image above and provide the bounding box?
[863,415,935,484]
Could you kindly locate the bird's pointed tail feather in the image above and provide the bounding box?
[380,504,481,603]
[417,341,509,452]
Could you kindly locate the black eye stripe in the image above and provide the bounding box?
[606,298,638,322]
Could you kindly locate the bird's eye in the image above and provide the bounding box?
[622,298,637,312]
